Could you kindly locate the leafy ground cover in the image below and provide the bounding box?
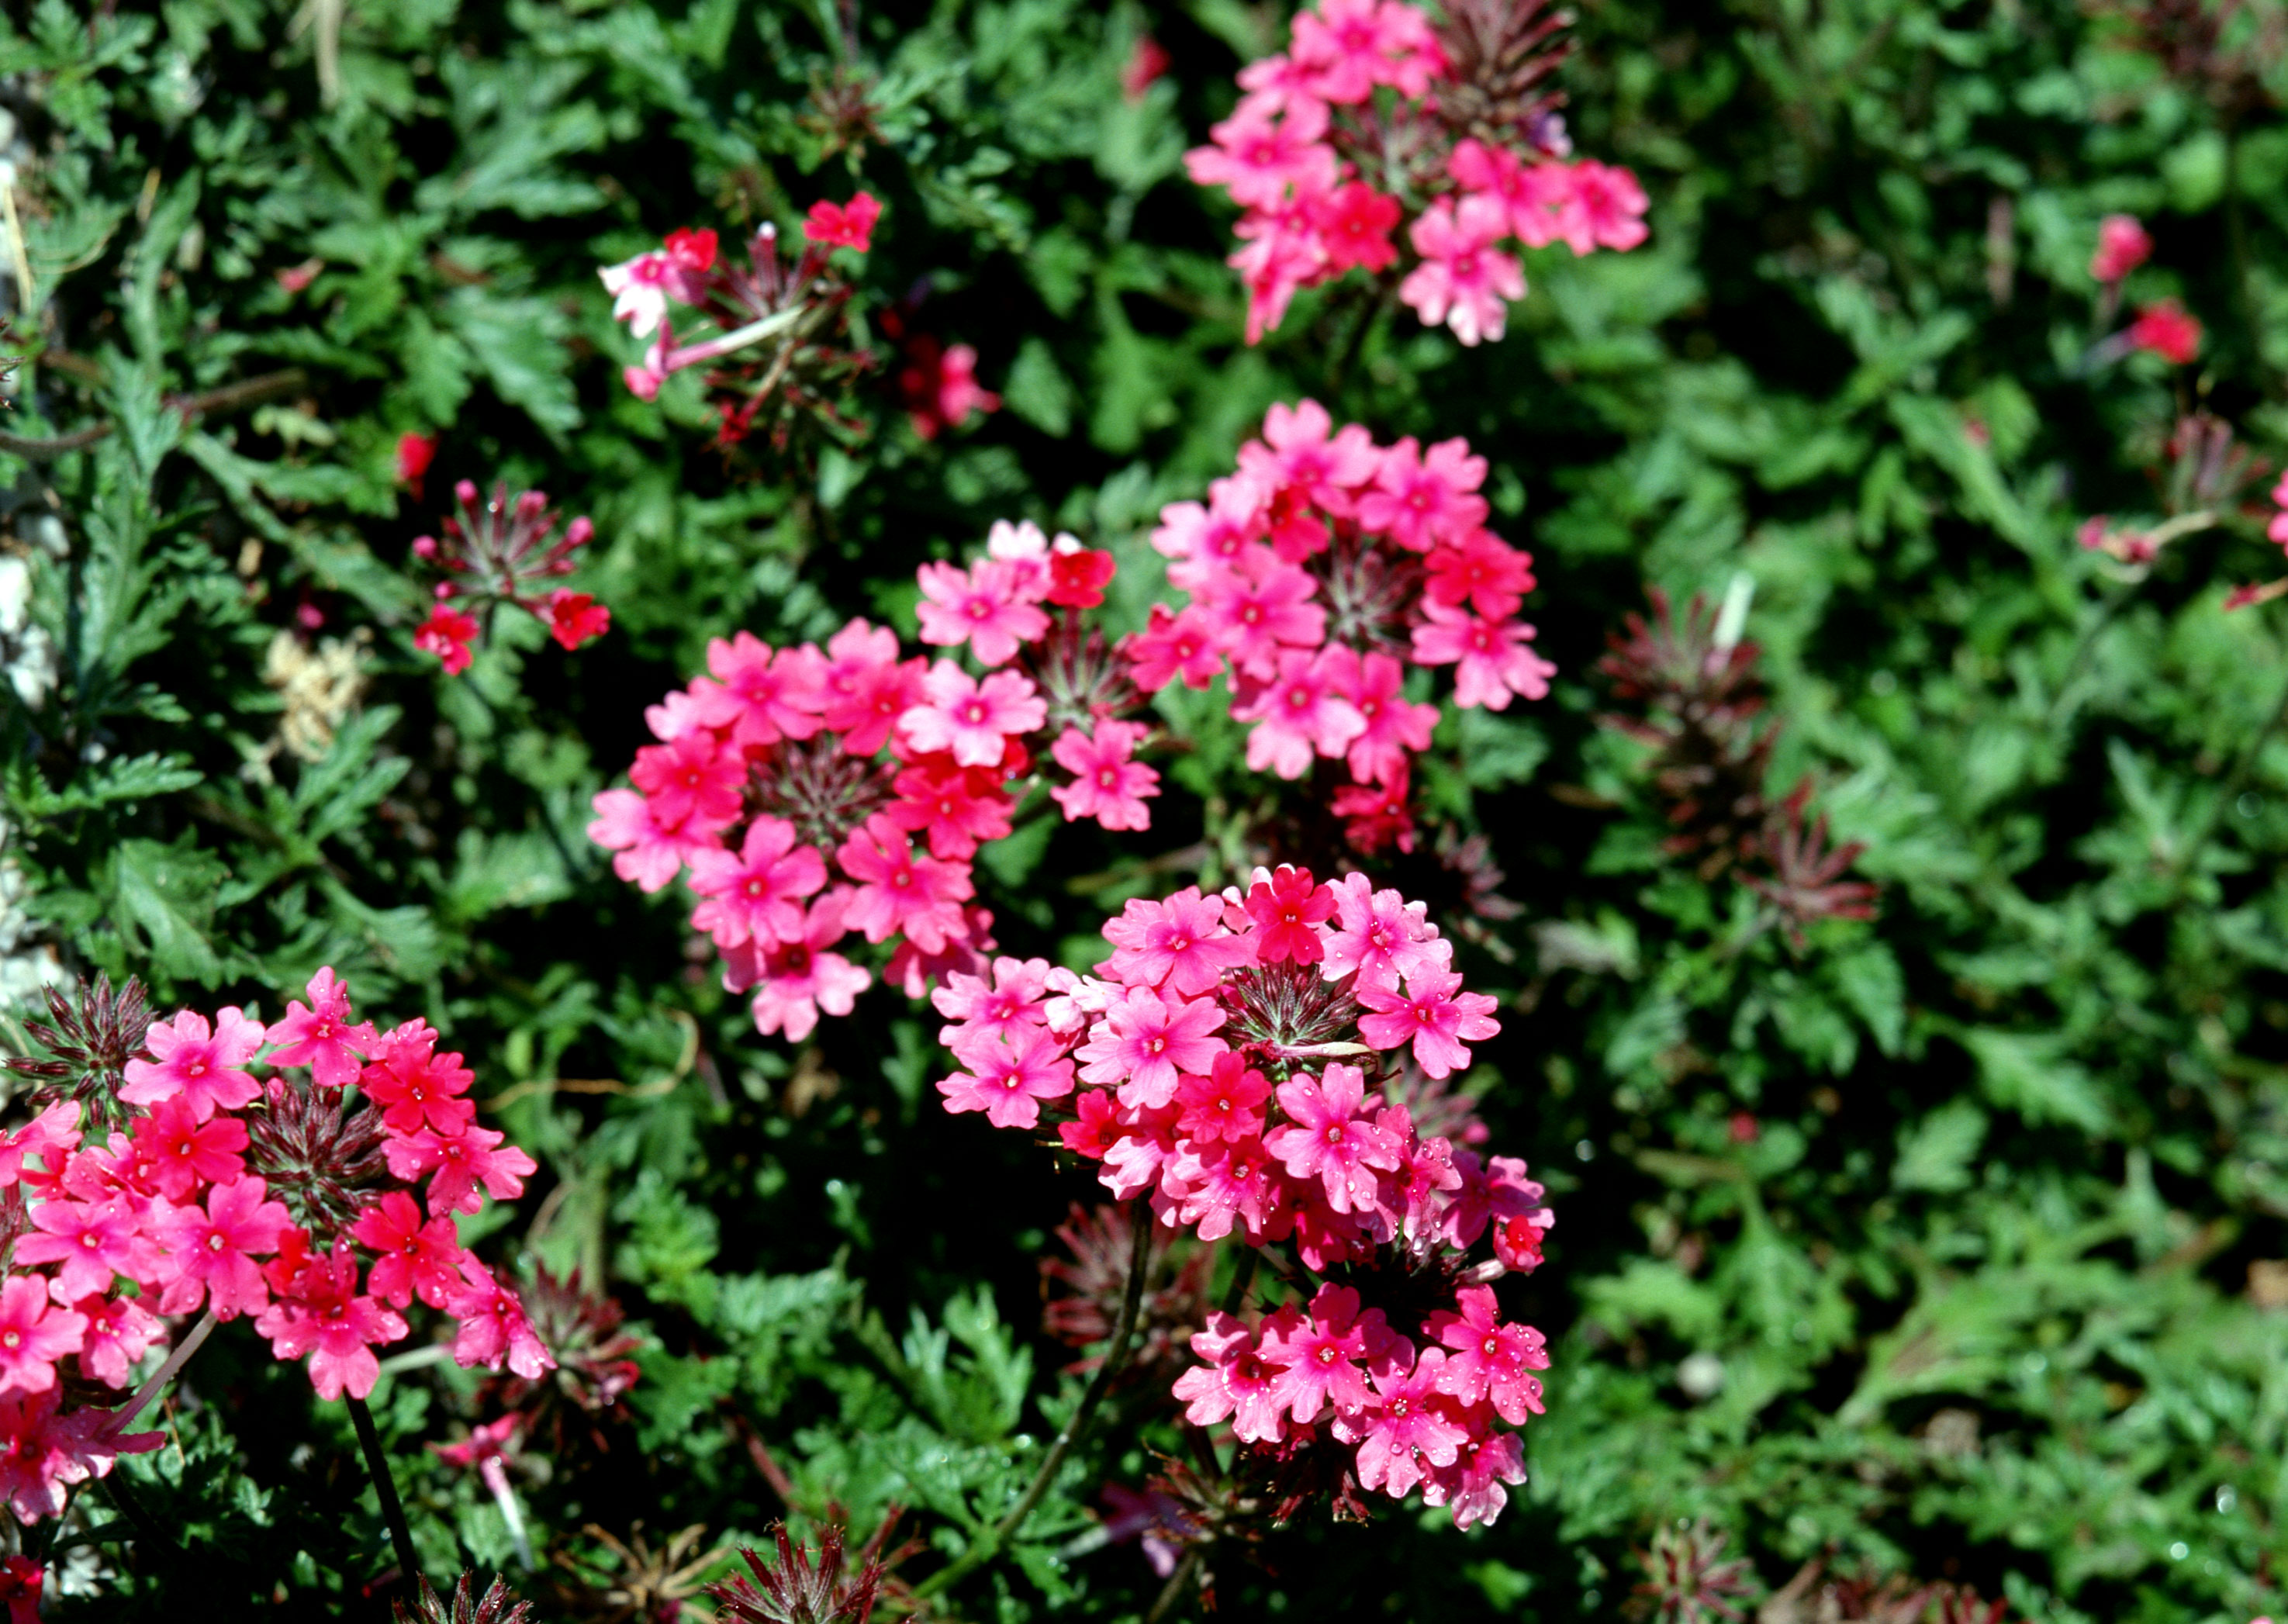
[2,0,2287,1620]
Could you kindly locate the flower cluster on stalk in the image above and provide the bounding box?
[0,969,549,1521]
[1143,399,1552,853]
[932,867,1554,1529]
[410,480,609,675]
[1185,0,1649,343]
[600,197,881,448]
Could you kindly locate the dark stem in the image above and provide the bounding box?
[0,367,309,458]
[1144,1545,1206,1624]
[910,1198,1155,1606]
[1219,1244,1258,1315]
[347,1394,422,1594]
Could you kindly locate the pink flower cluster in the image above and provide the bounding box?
[1185,0,1648,343]
[589,521,1156,1042]
[0,971,548,1520]
[932,868,1554,1527]
[413,479,609,675]
[1141,399,1552,852]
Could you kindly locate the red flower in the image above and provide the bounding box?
[2127,299,2202,365]
[394,431,438,500]
[663,226,717,273]
[545,589,611,651]
[414,603,480,676]
[1046,546,1118,609]
[1122,35,1171,102]
[804,193,882,253]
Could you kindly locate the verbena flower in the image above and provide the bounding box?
[409,480,608,675]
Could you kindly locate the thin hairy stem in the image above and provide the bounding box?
[347,1394,423,1593]
[1144,1544,1207,1624]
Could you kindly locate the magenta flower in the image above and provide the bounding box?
[1242,866,1336,966]
[690,632,828,746]
[1167,1134,1277,1239]
[890,758,1017,858]
[2090,213,2152,284]
[1261,1283,1408,1423]
[915,559,1050,668]
[1322,872,1450,993]
[70,1294,161,1389]
[1426,1287,1549,1424]
[1123,605,1224,693]
[0,1281,83,1398]
[1266,1063,1404,1214]
[804,192,881,253]
[350,1190,468,1310]
[444,1259,555,1380]
[1359,435,1490,555]
[119,1006,264,1122]
[1352,1349,1468,1495]
[586,787,692,893]
[836,814,975,953]
[125,1095,248,1201]
[1424,531,1534,620]
[414,603,481,674]
[1101,888,1256,996]
[1198,552,1325,679]
[628,731,746,830]
[1174,1052,1273,1145]
[898,662,1047,768]
[1409,601,1556,710]
[936,1026,1077,1129]
[1184,96,1335,211]
[932,955,1052,1053]
[1077,988,1229,1108]
[358,1018,479,1139]
[1439,1151,1550,1251]
[1357,967,1500,1080]
[1049,720,1160,831]
[1319,646,1437,788]
[688,816,829,948]
[599,248,677,337]
[726,893,873,1042]
[1235,646,1367,779]
[1398,195,1524,347]
[1573,160,1650,252]
[1290,0,1445,101]
[1170,1312,1289,1443]
[383,1123,536,1218]
[254,1239,408,1401]
[262,967,378,1087]
[154,1176,292,1319]
[15,1199,150,1304]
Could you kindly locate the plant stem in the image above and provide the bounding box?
[910,1198,1154,1608]
[347,1394,423,1594]
[1144,1545,1205,1624]
[116,1308,218,1431]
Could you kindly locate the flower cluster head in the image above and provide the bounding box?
[1140,400,1552,852]
[589,520,1152,1042]
[411,480,608,675]
[0,969,549,1522]
[600,202,880,449]
[932,868,1554,1529]
[1186,0,1648,343]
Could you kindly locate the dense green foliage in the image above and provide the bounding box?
[4,0,2288,1619]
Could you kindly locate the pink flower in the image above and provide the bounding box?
[414,601,481,674]
[1426,1286,1549,1424]
[1359,435,1489,553]
[1123,34,1173,100]
[0,1105,80,1194]
[255,1239,408,1400]
[1184,96,1336,211]
[1265,1063,1403,1213]
[628,731,747,830]
[1424,531,1534,620]
[358,1018,479,1139]
[688,817,828,948]
[1512,161,1594,253]
[1174,1052,1272,1145]
[937,1026,1077,1129]
[383,1124,537,1218]
[1243,866,1336,966]
[544,589,610,651]
[1291,0,1446,102]
[2271,472,2288,547]
[1123,605,1225,693]
[1046,545,1118,609]
[0,1281,82,1399]
[1358,967,1500,1079]
[1229,215,1328,344]
[804,193,882,253]
[1423,1425,1526,1529]
[1170,1313,1289,1443]
[598,250,676,337]
[15,1200,150,1304]
[351,1190,468,1310]
[1319,646,1437,788]
[70,1294,161,1389]
[898,662,1046,769]
[889,758,1015,859]
[1101,888,1256,995]
[1050,720,1161,830]
[1312,181,1401,272]
[2091,213,2151,283]
[1198,550,1325,679]
[120,1006,264,1122]
[1408,601,1556,710]
[821,634,929,757]
[394,431,437,499]
[915,559,1050,668]
[1077,988,1229,1108]
[587,788,690,893]
[1261,1283,1408,1422]
[1322,872,1450,993]
[691,633,828,746]
[263,966,378,1087]
[1352,1349,1468,1495]
[154,1176,292,1319]
[934,955,1052,1053]
[835,814,976,952]
[444,1259,555,1380]
[903,341,1001,439]
[2128,299,2202,365]
[1439,1151,1549,1250]
[731,893,873,1042]
[126,1096,248,1201]
[1399,195,1524,347]
[1572,160,1650,252]
[1234,646,1367,779]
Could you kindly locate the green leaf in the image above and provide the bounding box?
[109,835,228,982]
